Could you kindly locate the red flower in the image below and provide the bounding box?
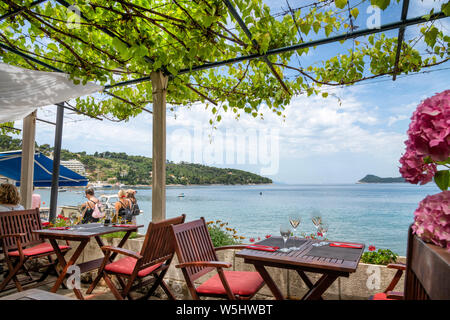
[317,232,323,237]
[249,238,255,243]
[42,222,50,226]
[257,237,261,241]
[265,234,271,239]
[369,245,376,252]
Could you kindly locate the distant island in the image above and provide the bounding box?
[358,174,405,183]
[0,135,272,186]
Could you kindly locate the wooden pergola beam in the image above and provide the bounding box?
[393,0,410,81]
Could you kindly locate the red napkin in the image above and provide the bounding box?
[329,242,363,249]
[246,244,279,252]
[49,226,70,230]
[112,224,136,228]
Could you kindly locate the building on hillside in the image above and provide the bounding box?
[60,159,86,176]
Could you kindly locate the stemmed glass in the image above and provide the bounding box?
[318,223,329,246]
[68,213,78,230]
[279,224,292,253]
[289,215,301,237]
[289,214,301,250]
[311,210,323,247]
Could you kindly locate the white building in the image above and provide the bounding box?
[61,159,86,176]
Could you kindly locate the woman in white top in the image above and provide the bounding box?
[0,183,24,211]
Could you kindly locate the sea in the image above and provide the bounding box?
[34,183,442,256]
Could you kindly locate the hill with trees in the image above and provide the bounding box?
[358,174,405,183]
[0,135,272,186]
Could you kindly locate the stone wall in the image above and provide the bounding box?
[62,237,406,300]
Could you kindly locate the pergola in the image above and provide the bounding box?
[0,0,448,222]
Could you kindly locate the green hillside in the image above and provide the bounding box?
[0,135,272,185]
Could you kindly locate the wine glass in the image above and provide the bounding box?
[279,224,292,253]
[69,213,78,230]
[289,214,301,236]
[289,214,301,249]
[311,210,322,231]
[318,223,329,246]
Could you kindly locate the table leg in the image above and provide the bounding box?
[296,270,324,300]
[49,238,88,300]
[254,264,284,300]
[301,273,338,300]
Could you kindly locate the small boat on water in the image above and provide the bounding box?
[58,187,67,192]
[178,193,185,198]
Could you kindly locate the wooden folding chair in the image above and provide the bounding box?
[91,215,186,300]
[171,217,265,300]
[0,209,71,293]
[370,263,406,300]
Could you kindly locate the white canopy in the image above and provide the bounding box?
[0,62,103,122]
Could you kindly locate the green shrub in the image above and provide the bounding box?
[206,220,244,247]
[361,248,398,265]
[100,231,139,239]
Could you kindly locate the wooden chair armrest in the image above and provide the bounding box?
[215,245,249,251]
[176,261,232,269]
[100,246,143,260]
[0,233,26,239]
[387,263,406,271]
[386,291,404,300]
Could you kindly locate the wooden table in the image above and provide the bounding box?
[236,237,365,300]
[33,223,142,300]
[0,288,74,300]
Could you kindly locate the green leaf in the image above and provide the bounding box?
[434,170,449,191]
[371,0,391,10]
[424,27,439,48]
[443,2,450,16]
[335,0,348,9]
[350,8,359,19]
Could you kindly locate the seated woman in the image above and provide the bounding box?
[115,189,133,223]
[80,187,100,224]
[0,183,24,211]
[126,189,139,224]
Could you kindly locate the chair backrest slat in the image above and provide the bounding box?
[171,218,218,281]
[138,215,185,270]
[0,209,43,251]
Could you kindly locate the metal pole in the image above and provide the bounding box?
[49,103,64,222]
[393,0,410,81]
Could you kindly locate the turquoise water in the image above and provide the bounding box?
[35,183,441,256]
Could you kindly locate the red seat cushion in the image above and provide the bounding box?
[104,256,162,277]
[371,292,392,300]
[196,271,264,297]
[8,242,70,257]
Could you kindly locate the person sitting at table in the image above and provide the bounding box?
[0,183,24,211]
[80,187,100,224]
[115,189,133,223]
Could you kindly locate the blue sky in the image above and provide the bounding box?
[9,0,450,184]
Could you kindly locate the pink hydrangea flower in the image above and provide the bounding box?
[412,191,450,251]
[406,90,450,162]
[399,143,437,185]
